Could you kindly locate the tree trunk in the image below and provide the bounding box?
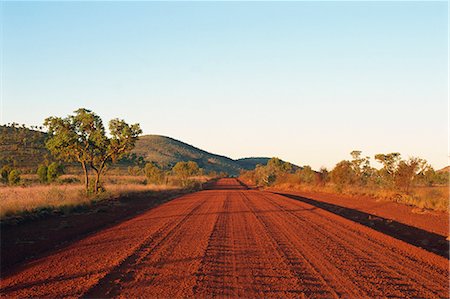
[93,164,106,194]
[81,162,89,194]
[94,170,101,194]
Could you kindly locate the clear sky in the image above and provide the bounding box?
[1,1,448,170]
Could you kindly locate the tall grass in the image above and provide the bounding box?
[271,182,449,212]
[0,183,180,219]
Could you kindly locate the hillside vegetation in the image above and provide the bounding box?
[0,124,50,170]
[0,125,280,175]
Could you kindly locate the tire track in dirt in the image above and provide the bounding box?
[262,192,448,295]
[0,192,210,298]
[83,191,214,297]
[240,191,359,298]
[265,191,448,295]
[252,191,448,298]
[192,190,311,298]
[1,179,448,298]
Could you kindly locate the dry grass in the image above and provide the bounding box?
[270,183,449,212]
[0,183,180,219]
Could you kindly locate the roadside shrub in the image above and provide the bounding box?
[37,165,48,183]
[8,169,21,185]
[1,165,11,183]
[47,162,64,182]
[330,160,355,191]
[172,161,200,186]
[144,163,165,185]
[128,166,142,176]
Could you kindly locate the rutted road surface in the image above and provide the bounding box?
[1,179,448,298]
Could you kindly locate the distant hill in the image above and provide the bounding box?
[132,135,244,175]
[0,125,51,169]
[0,126,294,175]
[437,166,450,173]
[235,157,271,170]
[235,157,301,171]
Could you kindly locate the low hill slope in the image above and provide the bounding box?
[0,125,50,170]
[0,125,295,175]
[235,157,270,170]
[437,166,450,173]
[132,135,243,175]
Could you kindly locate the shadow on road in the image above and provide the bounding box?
[272,192,449,259]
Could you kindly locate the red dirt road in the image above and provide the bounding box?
[1,179,448,298]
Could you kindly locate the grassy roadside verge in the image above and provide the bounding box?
[1,184,203,273]
[260,183,449,212]
[0,183,204,224]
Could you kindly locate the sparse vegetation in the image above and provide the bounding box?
[144,163,166,185]
[47,162,64,182]
[8,170,21,186]
[172,161,200,187]
[240,154,449,212]
[0,183,182,219]
[37,164,48,183]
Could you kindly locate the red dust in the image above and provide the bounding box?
[1,179,448,298]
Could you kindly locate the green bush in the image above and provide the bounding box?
[144,163,165,185]
[37,164,48,183]
[1,165,11,183]
[8,169,21,185]
[47,162,64,182]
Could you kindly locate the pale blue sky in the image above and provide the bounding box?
[1,1,448,170]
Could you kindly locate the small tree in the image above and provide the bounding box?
[45,108,142,194]
[44,109,102,193]
[144,163,165,185]
[89,118,142,193]
[172,161,199,186]
[330,160,355,191]
[37,164,48,183]
[1,165,11,183]
[375,153,401,187]
[395,157,427,193]
[47,162,64,182]
[298,165,315,184]
[8,169,21,185]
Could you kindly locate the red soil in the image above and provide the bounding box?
[270,188,448,236]
[1,179,448,298]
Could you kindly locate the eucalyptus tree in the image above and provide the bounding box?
[44,108,141,194]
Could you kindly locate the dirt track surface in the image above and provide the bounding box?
[1,179,448,298]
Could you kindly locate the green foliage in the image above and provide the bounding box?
[1,165,11,183]
[330,160,355,191]
[47,162,64,182]
[0,124,49,170]
[296,165,316,184]
[144,163,165,185]
[37,164,48,183]
[8,169,21,185]
[248,157,294,186]
[375,152,401,186]
[172,161,200,186]
[45,108,142,193]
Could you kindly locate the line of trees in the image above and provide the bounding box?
[240,152,448,193]
[143,161,203,187]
